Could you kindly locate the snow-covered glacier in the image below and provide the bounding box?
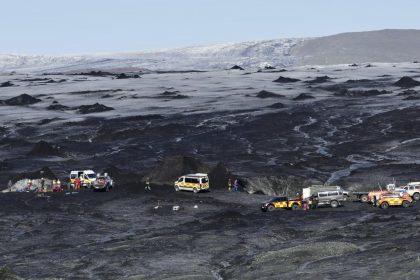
[0,38,305,73]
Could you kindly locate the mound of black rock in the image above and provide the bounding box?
[158,91,189,99]
[230,65,244,70]
[293,93,315,100]
[306,76,331,84]
[273,76,300,83]
[256,90,283,99]
[77,103,114,114]
[74,70,113,77]
[116,73,141,79]
[394,76,420,88]
[398,89,418,96]
[1,94,41,106]
[344,79,372,84]
[47,102,70,111]
[45,79,66,83]
[208,162,234,190]
[267,102,285,109]
[28,141,64,157]
[146,156,210,186]
[0,81,15,87]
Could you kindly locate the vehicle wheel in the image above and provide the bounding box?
[267,205,275,212]
[291,203,300,211]
[330,200,339,208]
[193,188,198,194]
[360,195,368,203]
[380,202,389,209]
[402,200,410,208]
[413,193,420,201]
[174,185,180,192]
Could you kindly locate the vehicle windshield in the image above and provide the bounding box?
[201,178,209,183]
[87,173,96,179]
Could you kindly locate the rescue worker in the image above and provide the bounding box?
[233,179,239,192]
[227,178,232,192]
[145,177,151,191]
[27,179,32,192]
[38,179,45,193]
[300,193,308,211]
[74,177,81,191]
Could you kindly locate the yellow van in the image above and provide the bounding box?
[174,173,210,193]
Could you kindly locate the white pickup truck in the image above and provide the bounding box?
[401,182,420,201]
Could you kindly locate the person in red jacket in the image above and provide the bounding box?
[74,177,81,191]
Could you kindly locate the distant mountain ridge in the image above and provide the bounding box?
[291,29,420,65]
[1,29,420,72]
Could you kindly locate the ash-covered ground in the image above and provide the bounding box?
[1,63,420,279]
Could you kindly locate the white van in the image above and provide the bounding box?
[174,173,210,193]
[70,170,97,188]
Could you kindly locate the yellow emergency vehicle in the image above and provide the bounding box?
[261,197,303,211]
[377,194,412,209]
[174,173,210,193]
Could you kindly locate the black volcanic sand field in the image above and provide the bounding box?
[1,64,420,278]
[1,188,420,279]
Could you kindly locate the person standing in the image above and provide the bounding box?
[74,177,81,191]
[27,179,32,192]
[227,178,232,192]
[7,180,12,192]
[145,177,151,191]
[233,179,239,192]
[373,195,377,207]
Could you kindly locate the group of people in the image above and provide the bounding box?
[14,178,64,193]
[227,178,240,192]
[34,178,63,193]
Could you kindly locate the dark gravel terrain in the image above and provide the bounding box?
[1,63,420,278]
[1,188,419,279]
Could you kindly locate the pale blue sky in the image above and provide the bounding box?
[1,0,419,54]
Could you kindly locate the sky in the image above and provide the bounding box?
[1,0,420,55]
